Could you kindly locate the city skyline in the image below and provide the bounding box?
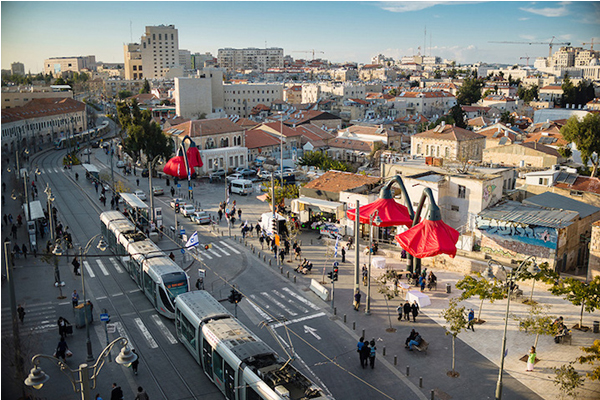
[2,1,599,73]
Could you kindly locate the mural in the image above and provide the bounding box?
[476,216,558,249]
[483,184,497,204]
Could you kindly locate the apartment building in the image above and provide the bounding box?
[140,25,180,79]
[179,49,192,70]
[11,62,25,76]
[2,86,73,109]
[223,82,283,118]
[43,56,96,76]
[217,48,283,71]
[103,79,143,99]
[123,43,143,80]
[173,69,225,119]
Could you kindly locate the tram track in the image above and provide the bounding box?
[32,147,201,400]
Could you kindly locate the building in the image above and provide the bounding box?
[43,56,96,77]
[300,170,380,202]
[173,70,225,119]
[521,168,600,207]
[103,79,144,99]
[477,123,522,148]
[140,25,180,79]
[283,85,302,104]
[179,49,192,70]
[393,90,457,118]
[2,86,73,109]
[337,124,403,150]
[411,122,486,162]
[217,48,284,71]
[482,142,564,168]
[588,221,600,279]
[191,53,215,70]
[223,83,283,118]
[123,43,143,80]
[282,110,342,131]
[245,127,286,162]
[538,85,563,103]
[11,62,25,76]
[1,97,87,153]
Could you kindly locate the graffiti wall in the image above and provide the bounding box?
[475,216,558,250]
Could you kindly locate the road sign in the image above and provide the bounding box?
[198,269,206,278]
[177,184,181,188]
[180,228,185,236]
[100,313,109,322]
[106,323,116,334]
[181,248,185,254]
[188,186,193,191]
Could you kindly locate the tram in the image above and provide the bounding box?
[175,291,329,400]
[100,211,189,318]
[54,120,110,150]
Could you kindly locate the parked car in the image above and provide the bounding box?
[181,204,196,217]
[91,141,100,148]
[191,211,211,225]
[257,170,272,179]
[152,186,164,196]
[134,190,146,201]
[209,169,226,182]
[238,168,256,178]
[226,173,244,182]
[99,142,110,149]
[116,160,125,168]
[170,198,185,212]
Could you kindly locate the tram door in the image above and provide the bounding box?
[223,362,235,400]
[202,339,213,376]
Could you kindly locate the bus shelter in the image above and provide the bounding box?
[119,193,150,229]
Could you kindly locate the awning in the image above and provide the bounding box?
[291,196,345,219]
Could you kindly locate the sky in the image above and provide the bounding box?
[2,1,599,73]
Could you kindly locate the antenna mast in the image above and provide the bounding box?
[130,20,132,43]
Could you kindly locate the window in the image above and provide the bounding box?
[458,185,466,199]
[451,205,460,212]
[212,351,223,381]
[539,178,549,185]
[178,314,196,346]
[159,33,162,40]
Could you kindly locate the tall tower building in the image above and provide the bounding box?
[123,43,143,80]
[11,62,25,76]
[140,24,179,79]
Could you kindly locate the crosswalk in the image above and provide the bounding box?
[194,240,241,260]
[247,287,323,324]
[1,301,59,337]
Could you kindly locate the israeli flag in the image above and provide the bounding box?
[185,231,199,248]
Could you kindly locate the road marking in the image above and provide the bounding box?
[303,325,321,340]
[95,259,110,276]
[151,314,178,344]
[208,248,222,257]
[219,241,241,254]
[197,248,212,260]
[128,289,140,293]
[247,297,270,320]
[113,321,131,343]
[134,317,158,348]
[96,296,107,300]
[109,258,124,273]
[112,293,123,297]
[54,168,59,173]
[282,287,320,310]
[214,245,230,256]
[83,261,95,278]
[271,312,326,329]
[272,289,309,313]
[261,292,297,316]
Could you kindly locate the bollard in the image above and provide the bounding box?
[293,276,296,283]
[352,322,356,330]
[419,377,423,388]
[394,356,397,365]
[252,248,255,254]
[221,230,224,236]
[263,255,266,261]
[269,259,271,266]
[383,347,386,356]
[334,307,337,315]
[234,235,237,240]
[280,267,283,274]
[286,271,290,278]
[362,329,365,339]
[431,390,434,400]
[406,366,409,376]
[310,239,313,245]
[343,314,346,323]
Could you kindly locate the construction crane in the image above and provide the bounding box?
[582,38,596,50]
[520,55,531,67]
[292,50,325,60]
[489,36,571,59]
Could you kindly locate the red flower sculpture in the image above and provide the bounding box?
[163,155,188,179]
[395,219,459,259]
[186,145,203,168]
[347,198,412,228]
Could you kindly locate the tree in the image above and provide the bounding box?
[558,146,573,159]
[517,84,539,103]
[561,74,577,107]
[516,261,558,304]
[440,298,468,377]
[449,104,467,129]
[512,303,556,350]
[456,77,483,105]
[560,114,600,177]
[456,273,505,323]
[118,90,133,99]
[553,364,585,399]
[550,276,600,329]
[577,339,600,381]
[298,150,352,171]
[261,182,299,211]
[500,111,515,125]
[140,79,151,94]
[376,270,401,333]
[388,88,398,96]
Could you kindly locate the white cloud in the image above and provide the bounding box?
[519,4,569,17]
[518,17,530,21]
[378,1,446,13]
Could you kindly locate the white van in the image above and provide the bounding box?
[231,179,253,195]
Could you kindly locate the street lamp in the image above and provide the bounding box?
[486,256,540,400]
[148,155,164,229]
[365,209,382,315]
[24,336,137,400]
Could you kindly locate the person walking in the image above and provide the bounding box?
[411,301,419,322]
[362,264,368,286]
[21,244,28,259]
[360,340,370,369]
[71,290,79,308]
[397,302,403,321]
[17,304,25,324]
[11,224,17,239]
[131,349,139,375]
[403,301,412,321]
[526,346,536,372]
[72,256,81,276]
[341,246,346,263]
[55,336,69,362]
[136,179,140,187]
[58,316,71,337]
[237,208,242,219]
[368,339,376,369]
[134,386,149,400]
[110,383,124,400]
[357,337,365,367]
[467,309,475,332]
[353,289,361,311]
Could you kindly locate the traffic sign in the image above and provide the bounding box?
[100,313,109,322]
[180,228,185,236]
[188,186,193,191]
[181,248,185,254]
[106,323,116,334]
[177,184,181,188]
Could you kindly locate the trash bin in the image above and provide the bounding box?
[74,303,93,328]
[594,321,599,334]
[446,283,451,294]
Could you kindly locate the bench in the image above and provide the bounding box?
[558,332,572,345]
[413,340,429,352]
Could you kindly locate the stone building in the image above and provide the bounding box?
[482,142,564,168]
[411,122,486,162]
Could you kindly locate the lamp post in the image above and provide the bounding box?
[148,155,163,227]
[485,256,540,400]
[24,336,137,400]
[365,209,382,315]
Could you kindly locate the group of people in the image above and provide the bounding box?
[294,258,313,275]
[397,301,420,322]
[357,337,377,369]
[405,329,424,351]
[553,316,570,343]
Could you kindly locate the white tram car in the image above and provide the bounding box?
[100,211,189,319]
[175,291,329,400]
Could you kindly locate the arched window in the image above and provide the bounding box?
[436,146,440,157]
[426,145,429,155]
[445,147,449,158]
[417,144,421,154]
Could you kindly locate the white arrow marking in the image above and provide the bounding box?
[304,325,321,340]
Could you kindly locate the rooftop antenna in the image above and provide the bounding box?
[130,20,132,43]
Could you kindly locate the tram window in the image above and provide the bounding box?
[246,386,263,400]
[224,362,235,399]
[143,272,156,301]
[213,351,224,381]
[159,287,175,313]
[202,340,212,374]
[178,314,196,347]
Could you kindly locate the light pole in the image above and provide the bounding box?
[365,210,382,315]
[24,336,137,400]
[485,256,540,400]
[148,155,163,228]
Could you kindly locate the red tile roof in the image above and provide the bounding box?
[328,137,373,152]
[245,129,282,149]
[304,171,380,192]
[395,114,429,125]
[397,90,455,99]
[165,118,244,137]
[2,97,85,123]
[413,124,485,141]
[468,116,492,127]
[555,176,600,194]
[261,121,303,138]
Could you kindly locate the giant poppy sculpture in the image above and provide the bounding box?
[347,180,413,228]
[163,135,201,199]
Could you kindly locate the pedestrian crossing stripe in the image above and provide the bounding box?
[219,241,241,254]
[95,259,110,276]
[134,317,158,349]
[83,261,95,278]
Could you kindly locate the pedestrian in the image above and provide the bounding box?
[17,304,25,323]
[3,214,7,226]
[72,290,79,308]
[341,246,346,263]
[420,275,426,292]
[11,224,17,239]
[526,346,536,372]
[55,336,69,362]
[397,302,403,321]
[403,301,411,321]
[195,278,203,290]
[134,386,149,400]
[237,208,242,219]
[218,209,223,222]
[362,264,368,286]
[95,181,99,193]
[136,178,140,187]
[411,301,419,322]
[369,339,376,369]
[353,289,361,311]
[170,187,175,197]
[294,245,301,260]
[72,256,81,275]
[21,244,28,259]
[169,252,175,261]
[110,383,123,400]
[357,337,365,367]
[255,224,260,236]
[58,316,70,337]
[279,250,285,264]
[95,394,103,400]
[467,309,475,332]
[131,349,139,375]
[360,340,370,369]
